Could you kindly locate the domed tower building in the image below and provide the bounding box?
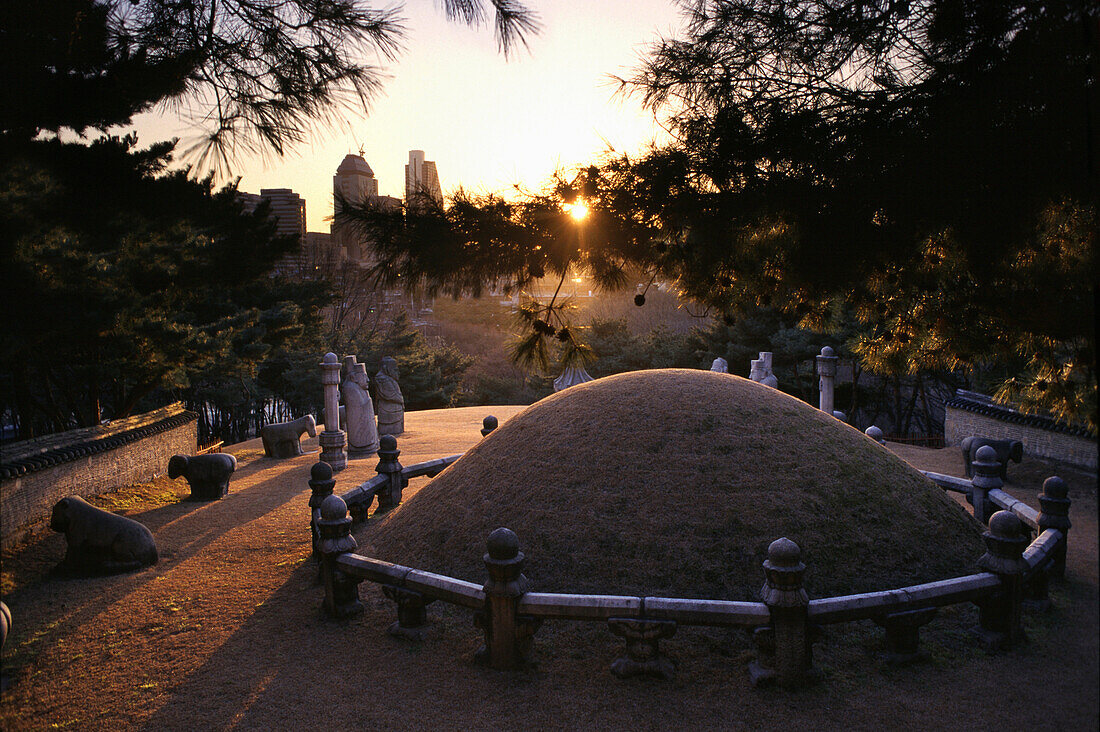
[332,153,378,263]
[332,153,401,264]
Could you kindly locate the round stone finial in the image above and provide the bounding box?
[380,434,397,451]
[767,537,802,566]
[1042,476,1067,498]
[865,425,885,443]
[320,494,348,521]
[486,527,520,560]
[483,415,498,431]
[820,346,835,357]
[323,352,339,364]
[988,510,1023,539]
[311,461,333,482]
[975,445,998,463]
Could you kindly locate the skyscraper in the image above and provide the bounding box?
[257,188,306,239]
[332,152,400,263]
[405,150,443,212]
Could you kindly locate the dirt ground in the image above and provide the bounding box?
[1,405,1096,731]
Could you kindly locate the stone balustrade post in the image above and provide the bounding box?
[481,415,498,437]
[1038,476,1071,579]
[308,461,336,559]
[970,445,1002,524]
[476,528,540,670]
[750,537,816,687]
[318,495,363,618]
[374,435,407,513]
[816,346,838,415]
[973,511,1029,651]
[319,352,347,472]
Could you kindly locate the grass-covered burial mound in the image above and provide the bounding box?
[366,369,984,600]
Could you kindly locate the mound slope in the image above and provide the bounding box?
[366,369,984,599]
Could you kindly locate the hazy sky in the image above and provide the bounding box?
[128,1,684,232]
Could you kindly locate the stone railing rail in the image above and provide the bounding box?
[309,442,1071,687]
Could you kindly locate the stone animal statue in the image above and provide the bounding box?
[261,414,317,458]
[167,452,238,500]
[50,496,158,573]
[961,436,1024,479]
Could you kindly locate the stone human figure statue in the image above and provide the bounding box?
[342,363,379,458]
[750,353,778,388]
[375,356,405,436]
[710,357,728,373]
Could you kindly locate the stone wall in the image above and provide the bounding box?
[0,403,198,548]
[944,392,1096,471]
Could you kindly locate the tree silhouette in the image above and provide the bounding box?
[338,0,1096,429]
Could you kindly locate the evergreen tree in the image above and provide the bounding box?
[341,1,1097,430]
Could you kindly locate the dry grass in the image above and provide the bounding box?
[367,370,984,599]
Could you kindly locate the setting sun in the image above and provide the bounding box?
[566,201,589,221]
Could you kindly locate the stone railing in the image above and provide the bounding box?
[307,433,462,557]
[310,443,1071,687]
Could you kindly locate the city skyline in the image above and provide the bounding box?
[124,1,683,232]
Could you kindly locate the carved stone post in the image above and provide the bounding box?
[865,425,886,445]
[476,528,540,670]
[816,346,838,415]
[970,445,1002,524]
[374,435,407,513]
[873,607,937,665]
[308,461,336,559]
[750,538,816,687]
[318,495,363,618]
[609,618,677,680]
[1038,476,1071,579]
[383,585,435,640]
[319,352,347,472]
[973,511,1029,651]
[481,415,498,437]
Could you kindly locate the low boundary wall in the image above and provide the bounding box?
[0,403,197,548]
[944,390,1096,470]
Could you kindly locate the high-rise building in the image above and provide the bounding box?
[405,150,443,212]
[332,153,400,263]
[257,188,306,239]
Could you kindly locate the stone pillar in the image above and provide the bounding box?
[865,425,886,444]
[816,346,838,415]
[750,537,815,687]
[873,607,937,664]
[308,461,336,559]
[319,352,347,472]
[973,510,1029,651]
[609,618,677,680]
[970,445,1002,524]
[476,528,540,670]
[1037,476,1071,579]
[481,415,498,437]
[318,495,363,618]
[383,585,434,640]
[374,435,407,513]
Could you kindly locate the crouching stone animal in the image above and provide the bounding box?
[261,415,317,458]
[961,436,1024,480]
[168,452,238,500]
[50,496,158,573]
